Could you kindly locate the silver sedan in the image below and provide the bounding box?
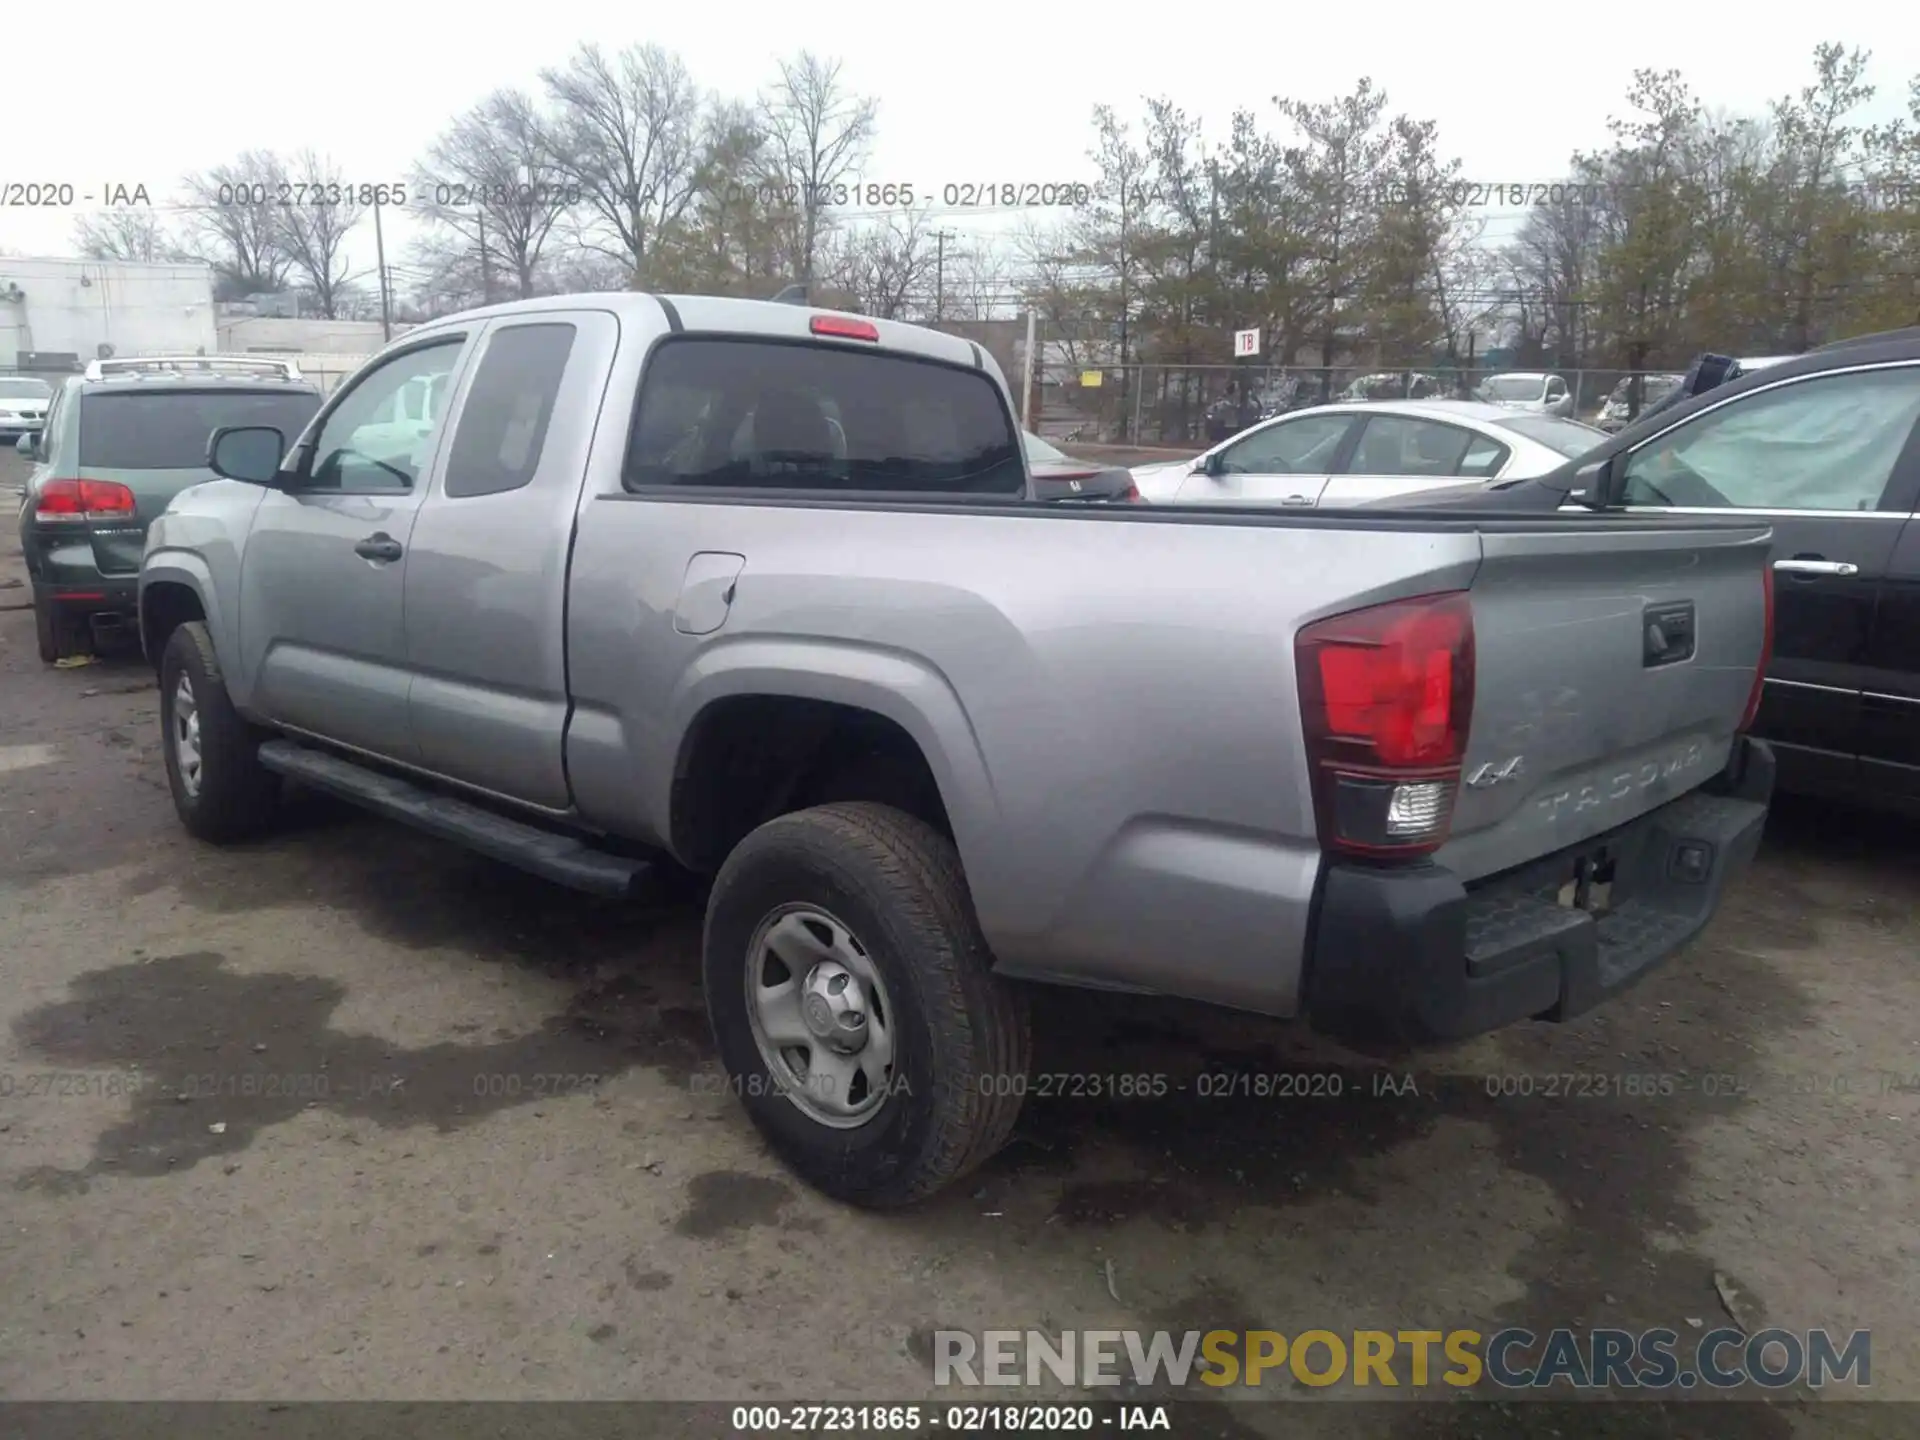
[1130,400,1606,508]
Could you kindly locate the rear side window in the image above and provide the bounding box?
[445,323,577,498]
[624,338,1022,496]
[78,389,322,469]
[1458,434,1509,478]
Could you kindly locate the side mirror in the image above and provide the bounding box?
[208,425,287,486]
[1199,451,1224,478]
[13,432,34,457]
[1569,455,1616,506]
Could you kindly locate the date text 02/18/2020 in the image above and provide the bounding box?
[716,181,1093,210]
[967,1070,1418,1100]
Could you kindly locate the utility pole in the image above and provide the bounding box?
[1208,160,1221,438]
[1020,308,1037,429]
[478,210,496,306]
[373,193,392,342]
[933,229,955,321]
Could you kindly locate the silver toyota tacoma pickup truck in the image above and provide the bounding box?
[139,293,1777,1207]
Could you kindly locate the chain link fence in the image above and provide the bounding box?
[1027,361,1691,447]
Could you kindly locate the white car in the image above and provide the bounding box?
[1475,371,1575,417]
[0,376,53,439]
[1130,400,1606,508]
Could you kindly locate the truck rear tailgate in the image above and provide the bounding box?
[1438,516,1772,882]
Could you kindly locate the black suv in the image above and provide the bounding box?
[16,358,324,661]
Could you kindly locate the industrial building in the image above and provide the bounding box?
[0,257,218,374]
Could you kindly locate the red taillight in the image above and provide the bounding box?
[1118,483,1142,502]
[810,314,879,342]
[34,478,136,523]
[1739,562,1774,732]
[1295,591,1476,858]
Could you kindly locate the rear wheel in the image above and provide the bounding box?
[32,591,81,664]
[703,802,1030,1208]
[159,622,280,843]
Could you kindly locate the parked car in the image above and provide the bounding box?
[1476,371,1576,418]
[1258,376,1324,418]
[0,375,53,439]
[1339,371,1448,402]
[1129,400,1605,507]
[17,356,323,662]
[1407,327,1920,816]
[1597,374,1685,432]
[140,293,1774,1208]
[1022,430,1139,502]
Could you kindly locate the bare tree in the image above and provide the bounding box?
[415,88,576,302]
[273,149,365,318]
[540,42,705,282]
[73,210,174,263]
[179,150,295,300]
[938,238,1013,321]
[403,231,494,316]
[821,209,936,318]
[758,52,877,288]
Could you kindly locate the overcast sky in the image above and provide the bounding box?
[3,3,1914,291]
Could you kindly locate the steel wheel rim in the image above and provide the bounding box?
[172,676,202,798]
[743,904,897,1130]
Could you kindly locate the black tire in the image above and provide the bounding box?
[34,593,62,664]
[703,801,1031,1208]
[158,621,280,843]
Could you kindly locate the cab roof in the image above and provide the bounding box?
[401,291,991,375]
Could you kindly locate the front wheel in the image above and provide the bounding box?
[703,802,1031,1208]
[159,622,281,843]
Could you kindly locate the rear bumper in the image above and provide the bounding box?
[21,525,141,616]
[32,576,140,618]
[1303,736,1774,1045]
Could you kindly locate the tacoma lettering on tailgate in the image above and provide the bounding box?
[1535,740,1706,823]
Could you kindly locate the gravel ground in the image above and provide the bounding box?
[2,448,1915,1437]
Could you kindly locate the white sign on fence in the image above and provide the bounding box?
[1233,328,1261,358]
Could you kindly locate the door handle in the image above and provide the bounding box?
[354,533,404,563]
[1774,558,1858,577]
[1280,494,1315,506]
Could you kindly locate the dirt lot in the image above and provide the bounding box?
[2,448,1916,1436]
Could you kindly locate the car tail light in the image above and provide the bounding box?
[1118,482,1142,502]
[810,314,879,342]
[33,479,136,524]
[1738,562,1774,732]
[1295,591,1476,858]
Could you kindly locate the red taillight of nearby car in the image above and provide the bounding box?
[1738,562,1775,733]
[33,479,137,524]
[1295,592,1476,858]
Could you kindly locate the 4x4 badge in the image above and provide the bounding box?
[1466,756,1525,789]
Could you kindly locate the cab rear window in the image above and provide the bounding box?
[623,338,1022,496]
[79,389,322,469]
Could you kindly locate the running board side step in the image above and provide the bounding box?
[256,739,650,898]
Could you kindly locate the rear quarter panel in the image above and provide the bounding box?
[568,500,1490,1014]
